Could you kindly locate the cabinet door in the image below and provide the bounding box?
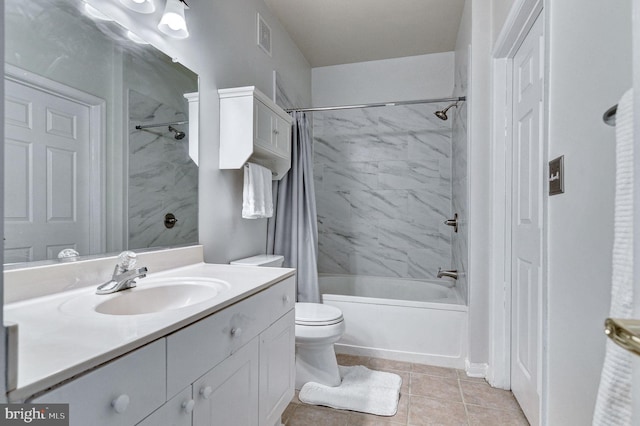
[274,115,291,157]
[254,100,274,151]
[259,310,295,426]
[192,338,259,426]
[137,387,193,426]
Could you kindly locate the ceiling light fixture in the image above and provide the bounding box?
[158,0,190,39]
[120,0,156,14]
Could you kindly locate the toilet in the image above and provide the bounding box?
[230,254,345,389]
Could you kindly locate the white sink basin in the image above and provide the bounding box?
[59,277,230,316]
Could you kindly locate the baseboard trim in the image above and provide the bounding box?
[465,360,489,378]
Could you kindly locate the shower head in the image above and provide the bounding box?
[434,102,460,121]
[168,125,186,140]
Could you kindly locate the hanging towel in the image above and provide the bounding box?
[593,88,634,426]
[242,162,273,219]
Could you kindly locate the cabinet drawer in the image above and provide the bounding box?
[137,386,193,426]
[31,340,166,426]
[167,277,295,397]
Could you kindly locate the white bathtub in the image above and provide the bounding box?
[320,274,468,368]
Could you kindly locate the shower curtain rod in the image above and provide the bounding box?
[135,120,188,130]
[285,96,466,113]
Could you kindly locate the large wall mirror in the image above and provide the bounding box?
[4,0,199,266]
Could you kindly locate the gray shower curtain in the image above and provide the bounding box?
[267,111,320,303]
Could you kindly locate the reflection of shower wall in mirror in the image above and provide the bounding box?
[128,90,198,249]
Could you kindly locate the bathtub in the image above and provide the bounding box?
[320,274,468,368]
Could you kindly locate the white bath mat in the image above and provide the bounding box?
[298,365,402,416]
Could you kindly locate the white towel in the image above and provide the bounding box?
[242,163,273,219]
[593,88,634,426]
[299,365,402,416]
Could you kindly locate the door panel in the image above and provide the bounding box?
[4,78,93,263]
[511,14,544,426]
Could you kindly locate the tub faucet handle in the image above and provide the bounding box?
[437,268,458,280]
[444,213,458,233]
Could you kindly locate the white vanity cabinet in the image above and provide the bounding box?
[31,340,167,426]
[30,276,296,426]
[219,86,293,180]
[167,277,295,425]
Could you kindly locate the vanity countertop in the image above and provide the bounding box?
[4,262,296,402]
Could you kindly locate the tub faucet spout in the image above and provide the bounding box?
[437,268,458,280]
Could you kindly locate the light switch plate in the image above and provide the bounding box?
[549,156,564,195]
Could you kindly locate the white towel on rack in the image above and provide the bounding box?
[593,88,634,426]
[242,163,273,219]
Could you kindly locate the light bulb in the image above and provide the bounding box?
[158,0,189,39]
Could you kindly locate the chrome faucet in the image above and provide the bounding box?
[96,251,148,295]
[437,268,458,280]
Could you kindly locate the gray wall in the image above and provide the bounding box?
[311,53,457,282]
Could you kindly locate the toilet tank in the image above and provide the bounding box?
[230,254,285,267]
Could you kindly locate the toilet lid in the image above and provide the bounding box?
[295,302,343,326]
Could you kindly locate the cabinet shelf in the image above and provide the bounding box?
[219,86,292,180]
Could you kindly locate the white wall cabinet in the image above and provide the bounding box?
[31,277,296,426]
[219,86,293,180]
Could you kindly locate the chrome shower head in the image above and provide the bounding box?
[434,102,459,121]
[168,125,186,140]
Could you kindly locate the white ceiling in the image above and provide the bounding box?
[264,0,466,68]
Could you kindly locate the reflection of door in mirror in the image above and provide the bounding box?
[4,70,104,263]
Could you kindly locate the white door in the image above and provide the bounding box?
[510,14,544,426]
[4,78,93,262]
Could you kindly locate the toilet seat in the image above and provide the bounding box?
[295,302,343,326]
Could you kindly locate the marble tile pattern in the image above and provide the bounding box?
[452,60,469,304]
[128,90,198,250]
[283,354,529,426]
[313,104,454,279]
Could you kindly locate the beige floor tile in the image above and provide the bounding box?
[410,373,462,402]
[396,371,410,395]
[411,364,458,379]
[460,382,521,411]
[337,353,371,366]
[407,395,468,426]
[466,405,529,425]
[347,393,409,425]
[456,370,487,384]
[287,404,350,426]
[369,358,413,372]
[282,403,298,425]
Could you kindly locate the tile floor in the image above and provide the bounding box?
[282,354,529,426]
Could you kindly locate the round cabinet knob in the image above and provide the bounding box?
[200,386,213,399]
[112,394,130,414]
[283,295,291,304]
[273,129,279,135]
[182,399,195,414]
[230,327,242,337]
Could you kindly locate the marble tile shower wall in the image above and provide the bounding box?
[128,90,198,250]
[451,103,468,304]
[313,104,454,279]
